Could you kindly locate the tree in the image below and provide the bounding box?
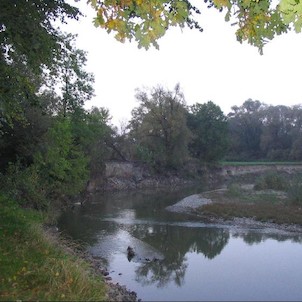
[70,106,113,179]
[88,0,295,53]
[47,33,95,117]
[34,117,89,201]
[188,101,228,162]
[129,84,191,169]
[0,0,80,126]
[260,105,293,160]
[0,97,52,170]
[289,105,302,160]
[227,99,266,160]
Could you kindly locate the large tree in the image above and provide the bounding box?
[227,99,266,160]
[129,84,191,169]
[47,33,95,117]
[188,101,228,162]
[260,105,293,160]
[0,0,80,126]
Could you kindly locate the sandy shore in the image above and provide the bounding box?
[165,194,212,214]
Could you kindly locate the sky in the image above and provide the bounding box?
[63,0,302,126]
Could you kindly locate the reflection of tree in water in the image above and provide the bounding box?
[135,254,188,288]
[131,225,230,288]
[233,230,302,245]
[189,228,230,259]
[233,231,264,245]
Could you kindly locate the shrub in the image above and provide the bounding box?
[287,174,302,205]
[226,183,242,197]
[254,172,286,191]
[0,161,48,209]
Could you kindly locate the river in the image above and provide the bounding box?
[58,187,302,301]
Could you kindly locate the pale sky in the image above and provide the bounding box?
[63,0,302,126]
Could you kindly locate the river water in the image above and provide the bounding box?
[58,187,302,301]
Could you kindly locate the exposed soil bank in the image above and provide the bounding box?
[87,161,302,192]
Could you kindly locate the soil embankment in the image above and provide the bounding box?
[87,161,302,192]
[87,161,199,192]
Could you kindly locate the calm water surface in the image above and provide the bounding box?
[58,187,302,301]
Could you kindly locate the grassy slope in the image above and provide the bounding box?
[0,195,106,301]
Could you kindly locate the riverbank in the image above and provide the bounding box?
[166,187,302,234]
[0,195,138,301]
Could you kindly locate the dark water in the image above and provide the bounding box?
[58,187,302,301]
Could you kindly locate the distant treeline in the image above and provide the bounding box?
[117,88,302,167]
[227,99,302,161]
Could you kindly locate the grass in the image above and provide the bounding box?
[0,195,106,301]
[198,184,302,225]
[201,202,302,225]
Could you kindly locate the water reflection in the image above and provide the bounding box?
[130,225,230,288]
[58,188,302,301]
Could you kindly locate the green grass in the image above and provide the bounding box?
[0,195,106,301]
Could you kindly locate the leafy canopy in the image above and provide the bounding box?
[89,0,300,53]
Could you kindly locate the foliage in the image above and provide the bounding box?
[35,118,89,200]
[0,161,48,209]
[47,33,95,117]
[71,107,113,179]
[254,172,287,191]
[287,174,302,205]
[227,100,302,162]
[128,84,191,169]
[0,14,106,210]
[89,0,292,53]
[0,196,106,301]
[0,117,90,209]
[0,0,80,126]
[225,183,242,198]
[227,99,266,160]
[188,101,228,162]
[260,105,293,160]
[0,102,51,171]
[89,0,202,49]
